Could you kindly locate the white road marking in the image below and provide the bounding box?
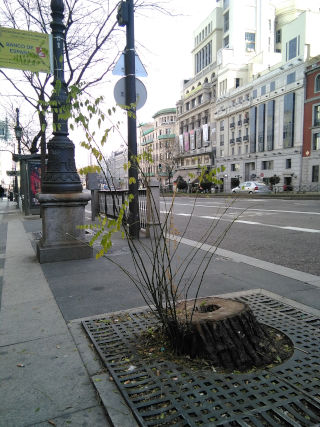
[167,234,320,288]
[161,211,320,234]
[165,201,320,216]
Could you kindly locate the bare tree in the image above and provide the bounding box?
[0,0,172,153]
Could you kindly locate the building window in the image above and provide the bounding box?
[313,105,320,127]
[287,72,296,84]
[262,160,273,170]
[238,146,242,155]
[231,147,235,155]
[267,100,275,151]
[220,134,224,146]
[286,158,292,169]
[249,106,257,153]
[276,29,281,43]
[270,81,276,91]
[315,75,320,93]
[220,149,224,157]
[261,86,266,96]
[286,36,299,61]
[312,165,319,182]
[224,35,229,48]
[283,92,295,148]
[195,41,212,73]
[223,0,229,9]
[252,89,257,99]
[245,32,256,52]
[257,104,265,152]
[313,132,320,150]
[231,163,239,171]
[235,78,240,88]
[224,11,229,33]
[219,79,227,96]
[220,120,224,131]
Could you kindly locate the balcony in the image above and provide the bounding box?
[243,135,249,142]
[237,120,242,126]
[244,118,249,125]
[236,137,242,142]
[230,139,235,144]
[220,126,224,131]
[230,122,235,129]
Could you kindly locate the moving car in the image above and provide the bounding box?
[231,181,271,194]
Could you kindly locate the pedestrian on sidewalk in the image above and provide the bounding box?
[0,185,4,200]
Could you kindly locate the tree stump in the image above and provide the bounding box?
[169,297,289,371]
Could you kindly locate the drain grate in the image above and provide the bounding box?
[82,292,320,426]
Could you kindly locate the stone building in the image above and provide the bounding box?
[138,108,177,187]
[302,57,320,189]
[174,0,320,191]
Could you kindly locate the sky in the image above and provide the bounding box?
[0,0,217,169]
[75,0,217,164]
[129,0,216,123]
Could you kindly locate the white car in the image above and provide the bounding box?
[232,181,271,194]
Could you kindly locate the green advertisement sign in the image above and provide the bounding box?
[0,27,52,73]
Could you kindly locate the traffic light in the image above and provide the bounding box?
[117,1,129,26]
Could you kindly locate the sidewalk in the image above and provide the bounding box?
[0,198,319,426]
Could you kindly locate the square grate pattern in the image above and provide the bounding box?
[82,292,320,426]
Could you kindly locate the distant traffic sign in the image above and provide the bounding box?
[0,27,52,73]
[112,52,148,77]
[114,77,147,110]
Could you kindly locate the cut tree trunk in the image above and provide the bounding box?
[169,297,286,371]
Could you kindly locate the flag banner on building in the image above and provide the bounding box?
[211,122,217,144]
[203,124,209,142]
[196,128,202,148]
[184,132,190,152]
[0,27,52,73]
[190,130,195,150]
[179,134,184,153]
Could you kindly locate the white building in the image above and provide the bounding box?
[175,0,320,191]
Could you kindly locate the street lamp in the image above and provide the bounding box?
[13,108,23,207]
[14,108,22,155]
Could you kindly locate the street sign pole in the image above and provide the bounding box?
[119,0,140,239]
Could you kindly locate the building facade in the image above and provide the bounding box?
[138,108,177,187]
[174,0,320,191]
[303,57,320,188]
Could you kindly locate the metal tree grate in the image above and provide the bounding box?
[82,292,320,426]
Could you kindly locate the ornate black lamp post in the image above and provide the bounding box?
[36,0,92,263]
[41,0,82,193]
[13,107,23,207]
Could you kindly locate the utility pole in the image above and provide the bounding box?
[117,0,140,239]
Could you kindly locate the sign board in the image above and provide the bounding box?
[114,77,147,110]
[112,52,148,77]
[28,161,41,208]
[0,27,52,73]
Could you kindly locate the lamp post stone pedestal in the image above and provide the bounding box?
[36,192,92,263]
[36,0,92,263]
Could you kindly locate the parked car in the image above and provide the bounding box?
[231,181,271,194]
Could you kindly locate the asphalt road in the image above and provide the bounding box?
[159,196,320,276]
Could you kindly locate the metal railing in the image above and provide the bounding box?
[95,182,160,236]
